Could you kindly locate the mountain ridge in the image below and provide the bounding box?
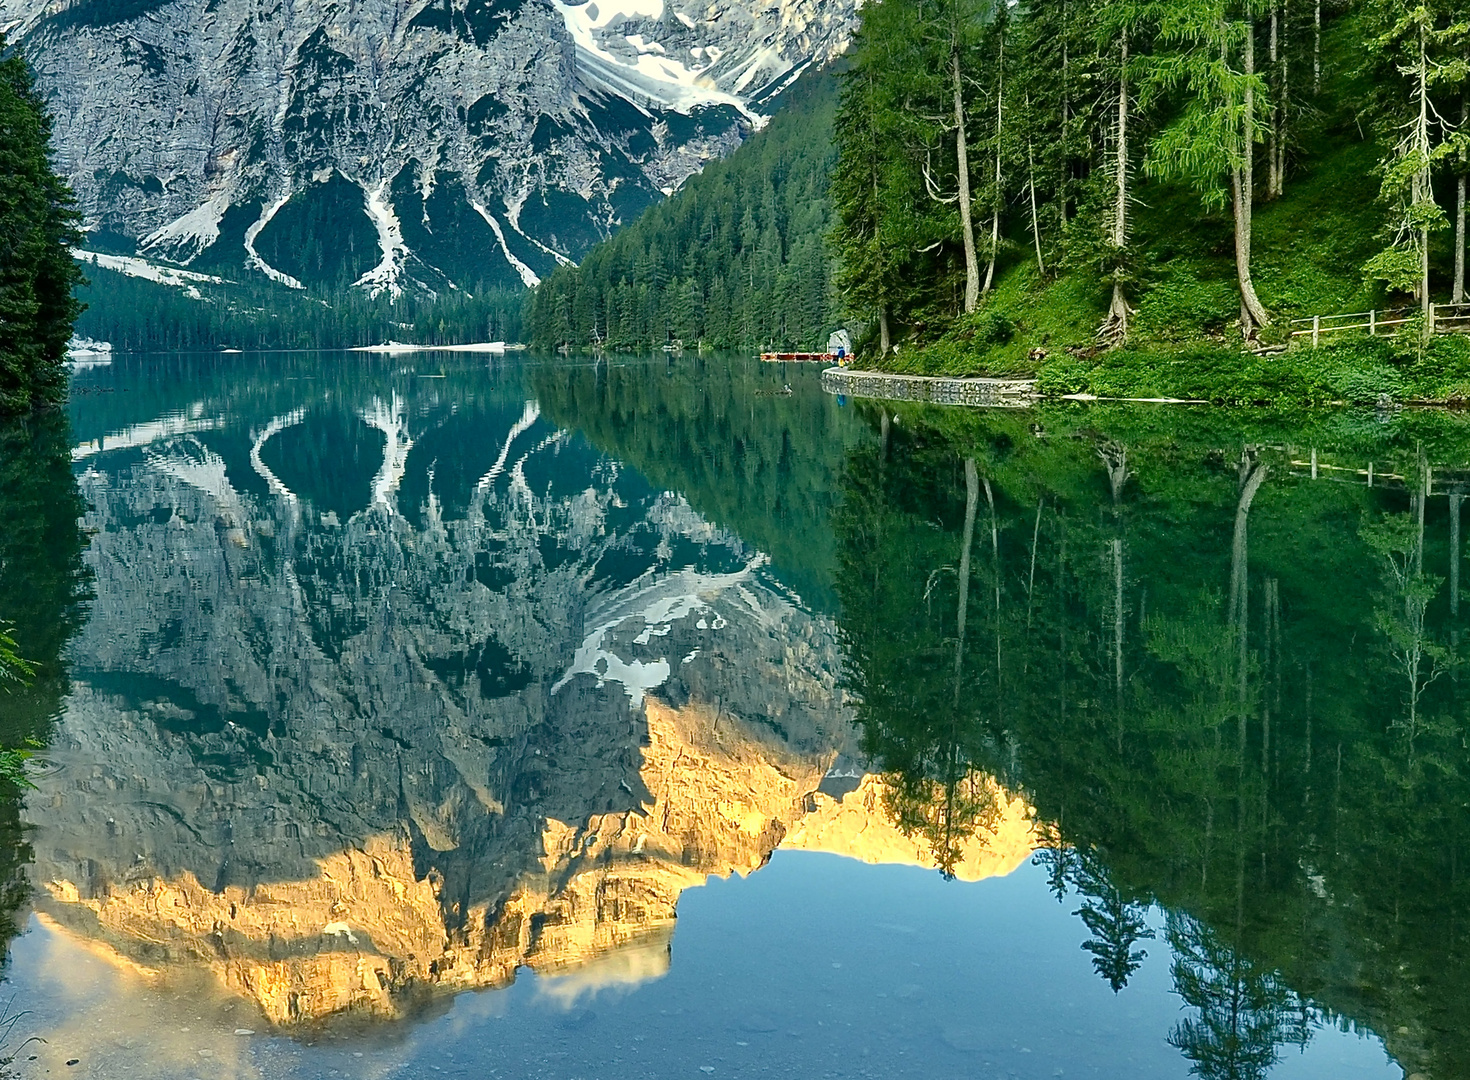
[3,0,856,299]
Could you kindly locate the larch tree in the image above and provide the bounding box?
[832,47,902,353]
[1148,0,1273,339]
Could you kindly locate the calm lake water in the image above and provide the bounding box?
[0,351,1463,1078]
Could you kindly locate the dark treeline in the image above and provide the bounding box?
[837,402,1470,1078]
[0,34,83,414]
[525,72,841,352]
[74,266,525,352]
[833,0,1470,352]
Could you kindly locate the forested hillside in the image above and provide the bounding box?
[831,0,1468,376]
[0,34,82,414]
[526,71,842,352]
[530,0,1470,396]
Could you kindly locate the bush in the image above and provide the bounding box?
[970,311,1015,346]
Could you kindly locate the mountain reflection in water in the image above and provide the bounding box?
[0,352,1456,1079]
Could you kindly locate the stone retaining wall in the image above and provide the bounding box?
[820,367,1038,407]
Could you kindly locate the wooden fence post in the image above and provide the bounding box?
[1369,310,1376,336]
[1429,305,1436,336]
[1312,315,1320,348]
[1311,448,1318,479]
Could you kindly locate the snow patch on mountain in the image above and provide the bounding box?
[474,202,542,288]
[14,0,857,298]
[140,192,231,263]
[355,179,411,300]
[244,196,306,290]
[74,250,224,298]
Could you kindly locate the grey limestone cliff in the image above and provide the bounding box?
[2,0,854,295]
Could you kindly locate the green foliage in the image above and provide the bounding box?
[1359,1,1466,299]
[526,71,841,352]
[1033,338,1427,404]
[0,625,32,690]
[517,0,1468,380]
[0,34,84,415]
[816,0,1467,381]
[0,409,91,747]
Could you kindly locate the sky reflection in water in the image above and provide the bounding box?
[0,351,1453,1078]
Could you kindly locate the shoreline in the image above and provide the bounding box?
[820,367,1038,407]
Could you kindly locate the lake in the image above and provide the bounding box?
[0,350,1460,1078]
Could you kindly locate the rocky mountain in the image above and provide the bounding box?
[1,0,855,297]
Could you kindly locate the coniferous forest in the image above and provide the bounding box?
[72,266,525,353]
[529,0,1470,402]
[527,73,841,353]
[0,34,83,415]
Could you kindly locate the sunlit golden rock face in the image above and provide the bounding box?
[779,774,1038,882]
[33,695,1035,1028]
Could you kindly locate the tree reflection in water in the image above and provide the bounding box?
[0,409,90,965]
[833,402,1470,1080]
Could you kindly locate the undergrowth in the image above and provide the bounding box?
[857,51,1468,403]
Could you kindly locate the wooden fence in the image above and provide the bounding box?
[1290,302,1470,345]
[1279,446,1470,494]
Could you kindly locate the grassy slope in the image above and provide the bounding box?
[864,19,1470,403]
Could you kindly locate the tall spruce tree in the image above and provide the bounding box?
[0,35,83,414]
[1362,1,1464,323]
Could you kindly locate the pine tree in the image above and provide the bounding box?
[0,35,84,415]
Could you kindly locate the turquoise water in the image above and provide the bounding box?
[0,350,1458,1078]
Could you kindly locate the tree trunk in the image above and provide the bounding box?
[1026,496,1043,632]
[1234,18,1272,338]
[984,473,1002,714]
[1416,22,1431,323]
[1278,3,1289,195]
[1100,30,1133,344]
[1028,136,1046,275]
[953,49,981,315]
[1060,5,1070,228]
[1453,492,1462,694]
[1112,536,1125,716]
[955,458,979,705]
[982,38,1005,296]
[1230,452,1269,633]
[1451,493,1461,620]
[1268,4,1279,199]
[1455,88,1467,306]
[1231,454,1268,775]
[1313,0,1321,95]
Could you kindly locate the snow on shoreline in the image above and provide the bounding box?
[348,341,512,353]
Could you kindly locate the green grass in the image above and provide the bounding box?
[1034,334,1470,406]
